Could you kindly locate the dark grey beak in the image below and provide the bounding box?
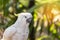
[26,18,32,23]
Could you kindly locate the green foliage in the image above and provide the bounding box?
[2,0,9,16]
[0,0,60,40]
[19,0,29,7]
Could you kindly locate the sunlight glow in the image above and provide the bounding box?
[37,27,41,31]
[51,8,59,15]
[53,15,60,22]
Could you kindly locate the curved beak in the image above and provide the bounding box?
[26,18,32,23]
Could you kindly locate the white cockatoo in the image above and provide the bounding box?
[1,12,32,40]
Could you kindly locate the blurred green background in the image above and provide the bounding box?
[0,0,60,40]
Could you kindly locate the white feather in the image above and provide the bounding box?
[1,12,32,40]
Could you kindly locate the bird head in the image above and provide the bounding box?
[18,12,32,23]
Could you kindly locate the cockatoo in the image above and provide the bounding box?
[1,12,32,40]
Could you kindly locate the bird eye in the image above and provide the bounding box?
[24,16,27,18]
